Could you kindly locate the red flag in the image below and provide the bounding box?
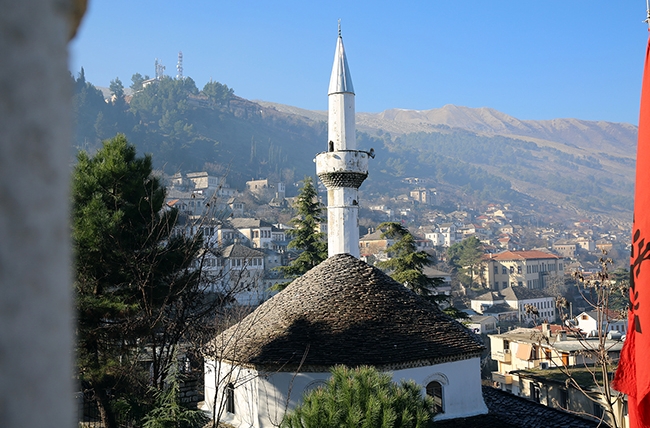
[612,31,650,428]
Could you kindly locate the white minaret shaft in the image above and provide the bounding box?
[315,27,370,258]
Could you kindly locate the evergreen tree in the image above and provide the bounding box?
[447,236,484,287]
[142,352,209,428]
[281,365,435,428]
[376,222,437,296]
[109,77,125,100]
[376,222,467,318]
[275,177,327,289]
[73,134,202,428]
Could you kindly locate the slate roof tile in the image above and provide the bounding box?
[215,254,484,371]
[433,386,603,428]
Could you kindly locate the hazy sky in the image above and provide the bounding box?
[70,1,649,124]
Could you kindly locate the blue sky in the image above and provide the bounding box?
[70,1,648,124]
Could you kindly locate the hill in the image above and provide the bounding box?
[73,74,636,225]
[259,101,636,223]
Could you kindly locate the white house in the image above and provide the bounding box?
[573,310,628,337]
[471,286,556,324]
[200,243,271,306]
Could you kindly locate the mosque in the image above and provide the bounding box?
[202,27,488,427]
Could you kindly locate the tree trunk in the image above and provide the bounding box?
[95,386,118,428]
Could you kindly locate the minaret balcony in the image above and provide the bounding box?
[315,150,369,189]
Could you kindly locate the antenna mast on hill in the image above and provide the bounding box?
[177,51,183,79]
[155,58,165,80]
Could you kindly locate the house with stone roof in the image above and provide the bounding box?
[471,286,556,324]
[202,254,488,426]
[230,218,277,249]
[199,243,272,305]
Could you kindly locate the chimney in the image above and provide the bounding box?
[542,322,551,338]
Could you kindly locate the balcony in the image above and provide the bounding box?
[491,349,512,363]
[492,372,513,385]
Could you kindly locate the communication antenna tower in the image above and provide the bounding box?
[155,58,165,80]
[177,51,184,79]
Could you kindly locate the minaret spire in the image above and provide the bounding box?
[316,25,372,258]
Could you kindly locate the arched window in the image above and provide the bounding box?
[426,381,444,414]
[226,383,235,414]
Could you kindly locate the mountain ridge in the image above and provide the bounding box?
[257,101,637,158]
[78,79,635,225]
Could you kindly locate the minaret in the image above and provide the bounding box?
[316,24,371,258]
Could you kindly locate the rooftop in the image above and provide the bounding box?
[230,218,273,229]
[220,243,264,259]
[434,386,601,428]
[501,286,553,301]
[214,254,483,371]
[485,250,561,261]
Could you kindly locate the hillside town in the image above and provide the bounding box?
[6,3,650,428]
[150,29,633,426]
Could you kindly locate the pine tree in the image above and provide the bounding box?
[73,134,202,428]
[376,222,466,318]
[447,236,484,287]
[142,351,209,428]
[376,222,437,296]
[275,177,327,289]
[281,365,434,428]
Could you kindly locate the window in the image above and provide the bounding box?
[593,402,603,419]
[426,381,444,414]
[532,384,540,403]
[226,383,235,414]
[559,389,568,408]
[544,349,552,361]
[502,266,507,274]
[510,266,515,274]
[503,340,510,350]
[517,266,522,274]
[503,282,508,289]
[518,281,523,287]
[494,265,498,274]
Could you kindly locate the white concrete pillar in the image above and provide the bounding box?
[0,1,75,426]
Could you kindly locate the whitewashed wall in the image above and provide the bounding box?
[203,357,487,427]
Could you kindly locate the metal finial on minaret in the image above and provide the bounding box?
[315,28,372,258]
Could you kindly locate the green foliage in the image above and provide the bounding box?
[142,356,209,428]
[447,237,484,287]
[202,80,234,106]
[281,365,434,428]
[374,223,463,316]
[110,77,125,99]
[73,134,203,427]
[275,177,327,289]
[392,129,633,211]
[130,72,150,92]
[376,222,437,296]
